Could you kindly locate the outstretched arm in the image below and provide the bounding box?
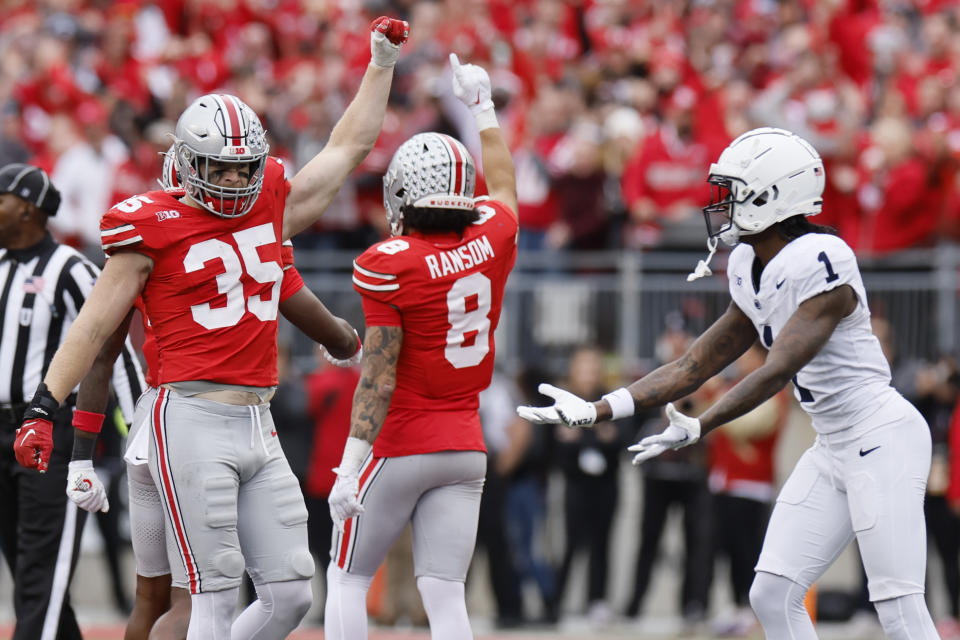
[630,285,855,465]
[517,301,755,427]
[607,301,758,420]
[696,285,856,434]
[282,18,409,240]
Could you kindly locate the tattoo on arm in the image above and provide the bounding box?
[626,302,755,411]
[349,325,402,443]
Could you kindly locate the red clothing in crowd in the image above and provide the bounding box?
[948,399,960,507]
[857,156,940,254]
[621,126,712,216]
[304,366,361,499]
[708,392,788,501]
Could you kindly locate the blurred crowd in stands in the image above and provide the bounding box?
[3,0,960,256]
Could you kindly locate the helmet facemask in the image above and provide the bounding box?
[702,174,764,247]
[176,142,267,218]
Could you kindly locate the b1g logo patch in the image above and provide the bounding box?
[156,210,181,221]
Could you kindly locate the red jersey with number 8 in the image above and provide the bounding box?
[353,199,518,457]
[99,158,290,387]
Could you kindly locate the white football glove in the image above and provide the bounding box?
[628,402,701,466]
[370,16,409,69]
[328,469,364,534]
[517,383,597,428]
[450,53,494,116]
[322,329,362,368]
[66,460,109,513]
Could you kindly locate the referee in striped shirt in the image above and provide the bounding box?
[0,163,144,640]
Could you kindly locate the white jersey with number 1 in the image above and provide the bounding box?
[726,232,896,434]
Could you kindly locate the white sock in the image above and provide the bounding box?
[323,563,372,640]
[186,587,238,640]
[416,575,472,640]
[231,579,312,640]
[875,593,939,639]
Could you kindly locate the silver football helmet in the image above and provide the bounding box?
[383,132,476,236]
[173,94,269,218]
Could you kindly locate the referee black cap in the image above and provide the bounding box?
[0,163,60,217]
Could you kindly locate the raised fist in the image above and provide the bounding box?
[450,53,494,116]
[370,16,410,68]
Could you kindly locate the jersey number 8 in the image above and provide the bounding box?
[445,272,492,368]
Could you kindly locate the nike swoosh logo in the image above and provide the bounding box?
[859,446,881,457]
[19,429,35,446]
[134,456,147,462]
[776,279,786,289]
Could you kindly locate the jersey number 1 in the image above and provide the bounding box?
[445,272,492,368]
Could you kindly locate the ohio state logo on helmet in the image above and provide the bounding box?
[173,94,269,218]
[382,132,477,236]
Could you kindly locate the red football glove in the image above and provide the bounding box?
[14,382,60,472]
[370,16,409,68]
[15,418,54,472]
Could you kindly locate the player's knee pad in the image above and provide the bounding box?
[874,593,938,640]
[289,547,315,579]
[211,550,245,582]
[749,571,817,640]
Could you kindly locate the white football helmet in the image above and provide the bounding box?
[383,132,476,236]
[173,94,269,218]
[702,127,825,246]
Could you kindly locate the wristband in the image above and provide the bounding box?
[72,410,105,434]
[335,436,372,476]
[25,381,60,421]
[71,431,98,461]
[474,108,499,132]
[601,387,635,420]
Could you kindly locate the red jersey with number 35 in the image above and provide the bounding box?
[100,157,290,387]
[352,199,518,457]
[135,238,303,388]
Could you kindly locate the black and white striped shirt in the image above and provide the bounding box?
[0,234,144,419]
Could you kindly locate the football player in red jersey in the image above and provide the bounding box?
[323,53,518,640]
[67,241,360,640]
[15,16,408,640]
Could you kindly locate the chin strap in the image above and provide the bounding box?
[687,236,718,282]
